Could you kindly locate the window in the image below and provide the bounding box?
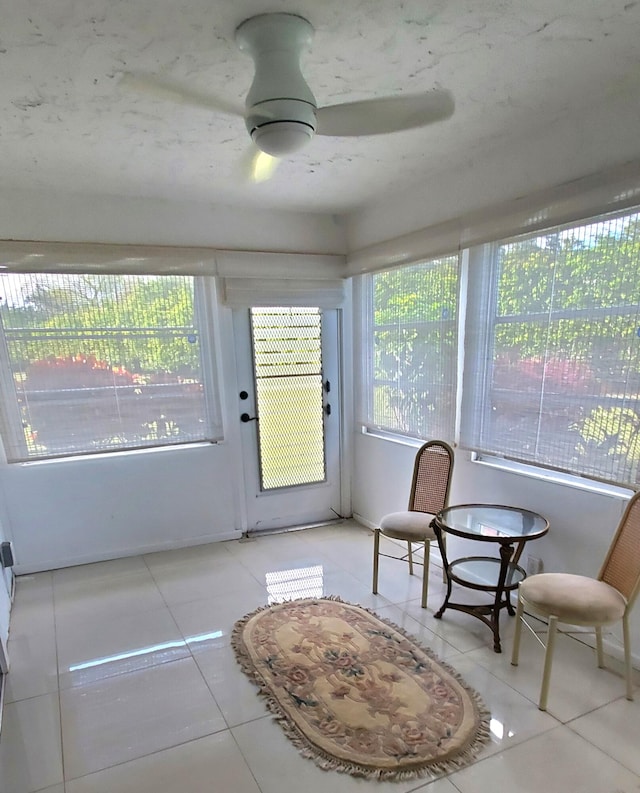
[362,255,460,442]
[463,209,640,487]
[0,273,221,461]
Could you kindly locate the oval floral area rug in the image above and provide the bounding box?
[232,597,490,781]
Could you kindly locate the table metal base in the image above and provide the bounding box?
[434,592,515,653]
[433,543,525,653]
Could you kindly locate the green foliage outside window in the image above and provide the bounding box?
[1,274,200,376]
[371,256,459,440]
[369,212,640,485]
[489,213,640,485]
[0,273,206,459]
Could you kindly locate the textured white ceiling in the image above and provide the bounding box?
[2,0,639,214]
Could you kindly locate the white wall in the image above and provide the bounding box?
[0,190,347,255]
[352,431,638,661]
[3,444,240,573]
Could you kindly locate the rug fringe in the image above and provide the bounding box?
[231,596,491,782]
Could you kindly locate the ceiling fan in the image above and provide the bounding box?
[121,12,454,182]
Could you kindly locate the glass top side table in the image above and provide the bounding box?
[431,504,549,653]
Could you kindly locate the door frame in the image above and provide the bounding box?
[219,291,353,535]
[234,306,341,532]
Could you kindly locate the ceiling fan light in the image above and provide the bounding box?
[251,121,314,156]
[252,151,278,183]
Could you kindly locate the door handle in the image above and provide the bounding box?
[240,413,258,423]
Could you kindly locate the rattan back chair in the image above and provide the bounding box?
[511,490,640,710]
[372,440,454,609]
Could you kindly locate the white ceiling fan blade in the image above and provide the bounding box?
[119,72,244,118]
[316,89,454,137]
[238,146,280,183]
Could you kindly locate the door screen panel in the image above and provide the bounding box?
[251,307,326,490]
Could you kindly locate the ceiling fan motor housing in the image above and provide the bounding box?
[236,13,318,156]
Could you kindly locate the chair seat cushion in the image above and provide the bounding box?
[379,511,436,541]
[519,573,627,624]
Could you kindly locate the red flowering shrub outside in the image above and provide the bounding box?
[493,355,595,394]
[24,354,138,389]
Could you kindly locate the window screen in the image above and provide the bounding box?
[463,210,640,487]
[250,307,326,490]
[0,273,217,461]
[363,256,460,441]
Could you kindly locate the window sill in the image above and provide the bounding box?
[12,440,220,467]
[470,452,635,500]
[360,426,429,449]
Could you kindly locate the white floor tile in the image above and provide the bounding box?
[367,555,436,606]
[227,529,314,557]
[371,603,461,659]
[65,732,261,793]
[467,627,628,721]
[148,555,263,606]
[53,555,151,587]
[233,715,457,793]
[5,597,58,703]
[169,587,269,647]
[10,571,53,613]
[0,693,63,793]
[404,599,498,654]
[568,696,640,776]
[190,641,269,727]
[143,539,235,571]
[444,654,558,756]
[314,568,396,610]
[53,560,166,625]
[408,781,464,793]
[223,538,339,582]
[60,656,226,779]
[449,726,640,793]
[56,605,189,689]
[4,524,640,793]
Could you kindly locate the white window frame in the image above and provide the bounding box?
[0,274,223,462]
[356,208,640,492]
[461,208,640,489]
[358,255,461,444]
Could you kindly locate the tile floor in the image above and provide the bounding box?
[1,521,639,792]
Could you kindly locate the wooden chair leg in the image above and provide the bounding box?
[511,590,524,667]
[623,613,634,701]
[421,541,430,608]
[539,615,558,711]
[372,529,380,595]
[407,541,414,575]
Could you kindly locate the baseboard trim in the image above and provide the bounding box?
[352,512,376,530]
